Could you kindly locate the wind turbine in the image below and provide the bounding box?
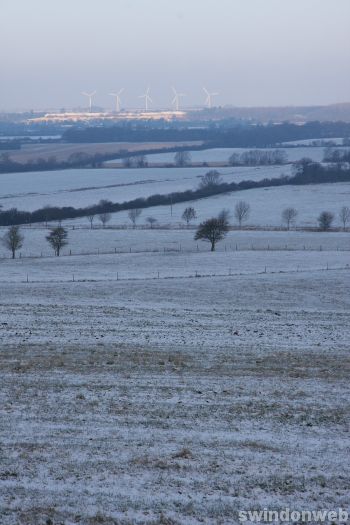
[171,87,186,111]
[139,87,152,111]
[203,87,218,109]
[81,91,96,113]
[109,88,124,112]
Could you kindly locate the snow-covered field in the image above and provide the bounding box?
[0,227,349,259]
[1,247,349,283]
[0,145,341,214]
[1,268,349,524]
[0,165,291,211]
[108,146,327,165]
[1,143,350,524]
[281,138,346,146]
[56,181,350,229]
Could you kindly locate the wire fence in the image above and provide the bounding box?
[1,243,350,261]
[5,263,350,285]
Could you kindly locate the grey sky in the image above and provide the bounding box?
[1,0,349,110]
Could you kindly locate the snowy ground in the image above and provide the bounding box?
[1,268,350,524]
[108,146,329,165]
[55,182,350,229]
[1,145,341,213]
[1,247,349,283]
[0,165,291,211]
[1,227,349,259]
[1,145,350,524]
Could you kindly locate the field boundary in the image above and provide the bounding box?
[3,264,349,285]
[1,244,350,261]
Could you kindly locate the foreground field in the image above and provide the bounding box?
[0,270,349,524]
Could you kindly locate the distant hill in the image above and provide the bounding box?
[191,103,350,123]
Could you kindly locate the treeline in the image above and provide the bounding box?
[63,121,350,147]
[1,161,349,227]
[323,148,350,163]
[229,149,288,166]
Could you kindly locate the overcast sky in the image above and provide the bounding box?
[1,0,350,111]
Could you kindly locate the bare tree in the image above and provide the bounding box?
[135,155,148,168]
[199,170,223,190]
[194,211,229,252]
[174,151,191,167]
[128,208,142,228]
[46,227,68,256]
[41,205,52,227]
[87,214,95,229]
[228,152,240,166]
[234,200,250,228]
[218,208,231,225]
[339,206,350,231]
[2,225,23,259]
[146,216,157,229]
[282,207,298,230]
[122,156,133,168]
[98,212,111,228]
[182,207,197,227]
[318,211,334,231]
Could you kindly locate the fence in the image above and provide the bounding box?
[1,243,350,261]
[9,263,350,285]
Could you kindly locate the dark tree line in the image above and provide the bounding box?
[229,149,288,166]
[1,162,350,227]
[323,148,350,163]
[62,121,350,147]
